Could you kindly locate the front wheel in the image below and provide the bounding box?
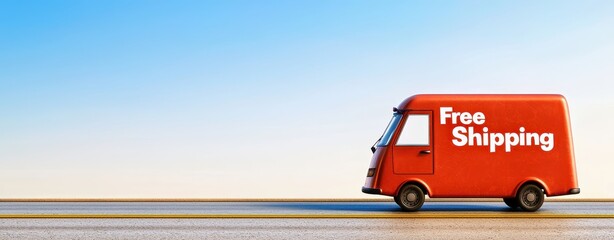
[396,184,425,211]
[516,184,544,212]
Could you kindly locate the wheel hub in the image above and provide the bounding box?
[407,192,417,202]
[527,193,536,202]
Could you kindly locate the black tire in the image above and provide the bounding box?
[503,198,519,209]
[516,184,544,212]
[396,184,425,211]
[393,195,401,205]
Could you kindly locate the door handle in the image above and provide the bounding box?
[420,150,431,154]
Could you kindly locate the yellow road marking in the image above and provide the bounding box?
[0,198,611,202]
[0,214,611,218]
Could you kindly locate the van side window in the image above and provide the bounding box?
[396,114,429,146]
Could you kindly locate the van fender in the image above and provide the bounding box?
[395,179,432,197]
[513,178,550,196]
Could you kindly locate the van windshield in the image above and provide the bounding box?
[377,113,402,147]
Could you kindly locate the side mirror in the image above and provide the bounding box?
[371,138,381,154]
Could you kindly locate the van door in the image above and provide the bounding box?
[392,111,434,174]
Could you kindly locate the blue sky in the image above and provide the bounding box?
[1,1,613,198]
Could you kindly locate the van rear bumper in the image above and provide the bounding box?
[568,188,580,194]
[362,186,382,194]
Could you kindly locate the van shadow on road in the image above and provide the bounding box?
[257,202,513,212]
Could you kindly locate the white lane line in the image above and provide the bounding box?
[0,214,612,218]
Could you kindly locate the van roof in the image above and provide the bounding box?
[398,94,566,110]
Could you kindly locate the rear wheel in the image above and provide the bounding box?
[503,198,519,209]
[516,184,544,212]
[396,184,425,211]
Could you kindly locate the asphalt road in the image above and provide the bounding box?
[0,201,612,239]
[1,201,612,216]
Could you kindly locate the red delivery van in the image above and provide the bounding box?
[362,94,579,211]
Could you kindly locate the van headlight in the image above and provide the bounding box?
[367,168,376,177]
